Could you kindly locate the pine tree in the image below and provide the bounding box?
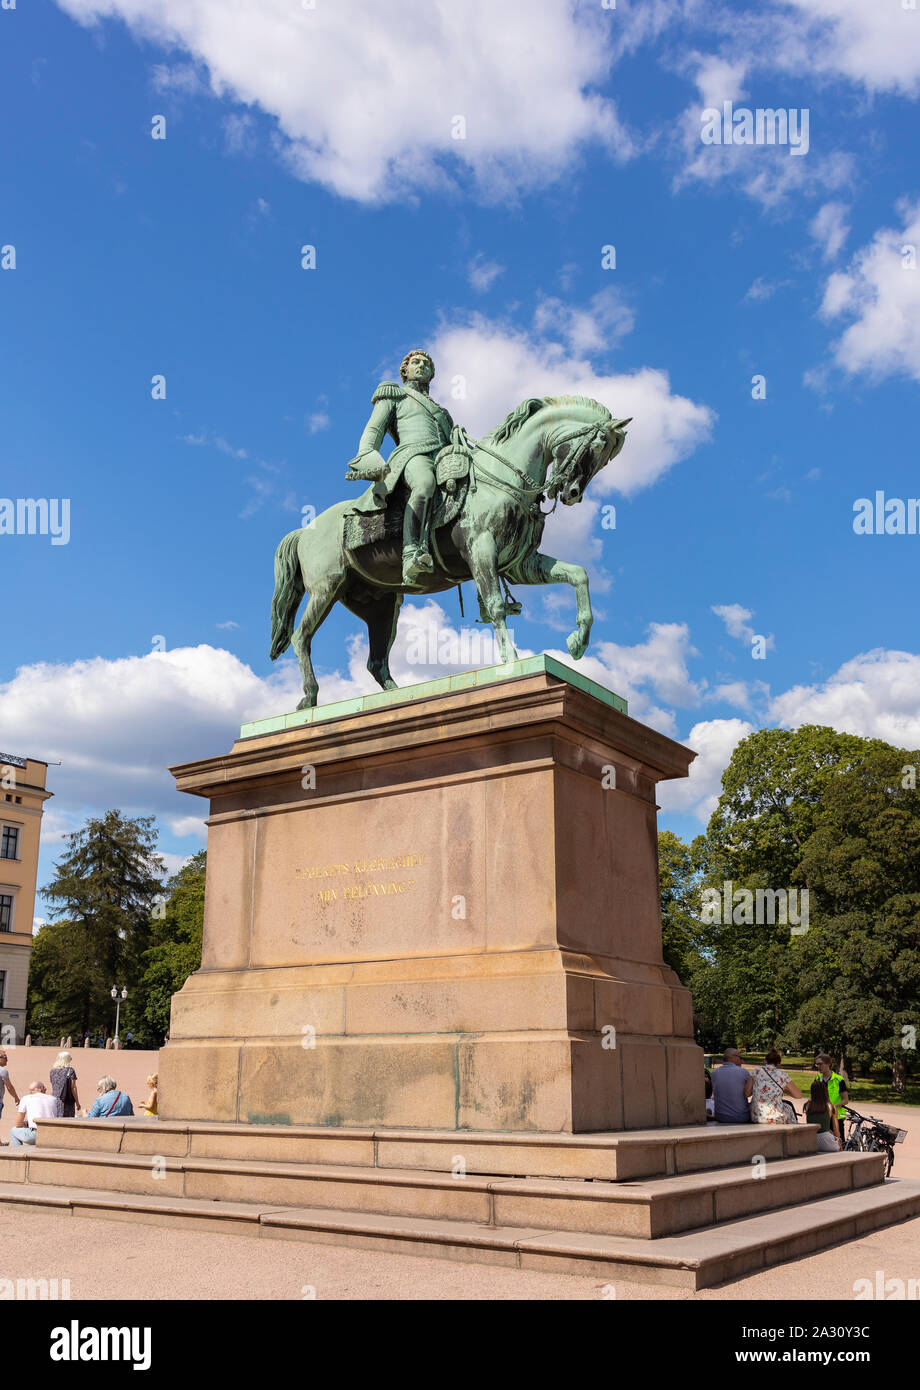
[28,811,164,1039]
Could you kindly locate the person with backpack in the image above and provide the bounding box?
[803,1078,842,1151]
[750,1048,803,1123]
[49,1050,80,1118]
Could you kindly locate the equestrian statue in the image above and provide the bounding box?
[270,348,630,710]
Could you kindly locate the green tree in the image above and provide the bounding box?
[133,850,206,1048]
[784,746,920,1089]
[28,811,164,1040]
[657,829,706,982]
[27,920,98,1043]
[689,726,920,1081]
[705,725,889,889]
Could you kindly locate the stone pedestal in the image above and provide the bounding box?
[159,656,705,1132]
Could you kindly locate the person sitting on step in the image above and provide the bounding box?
[710,1047,754,1124]
[750,1048,803,1124]
[81,1075,135,1119]
[9,1081,61,1145]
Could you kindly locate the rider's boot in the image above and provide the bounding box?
[416,496,435,571]
[402,491,435,583]
[402,544,425,584]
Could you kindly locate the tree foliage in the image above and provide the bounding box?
[27,813,205,1048]
[28,811,164,1040]
[134,850,206,1048]
[661,726,920,1083]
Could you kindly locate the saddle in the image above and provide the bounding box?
[343,429,472,552]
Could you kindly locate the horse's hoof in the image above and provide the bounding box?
[566,631,587,660]
[296,696,317,711]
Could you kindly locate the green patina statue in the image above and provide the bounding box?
[270,350,630,709]
[348,349,455,585]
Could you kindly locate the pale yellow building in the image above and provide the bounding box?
[0,754,52,1044]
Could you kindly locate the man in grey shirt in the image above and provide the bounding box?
[711,1048,753,1123]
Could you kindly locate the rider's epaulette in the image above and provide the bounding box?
[371,381,405,404]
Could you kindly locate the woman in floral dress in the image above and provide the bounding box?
[750,1048,803,1123]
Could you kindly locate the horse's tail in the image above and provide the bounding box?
[269,530,305,660]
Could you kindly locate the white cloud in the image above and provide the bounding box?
[12,626,920,850]
[710,680,753,710]
[550,622,705,737]
[680,5,920,104]
[308,412,331,434]
[150,61,204,96]
[54,0,633,202]
[532,288,635,355]
[214,436,247,459]
[712,603,755,643]
[430,307,714,497]
[661,646,920,821]
[692,52,749,112]
[712,603,775,653]
[745,277,792,302]
[809,201,850,261]
[818,198,920,383]
[658,717,756,822]
[0,614,529,851]
[673,51,855,208]
[165,816,208,841]
[467,254,504,294]
[0,646,302,834]
[770,649,920,749]
[770,0,920,97]
[0,615,702,848]
[160,850,197,878]
[57,0,920,208]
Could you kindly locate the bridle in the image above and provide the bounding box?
[472,421,613,514]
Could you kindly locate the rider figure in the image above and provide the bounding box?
[347,349,454,584]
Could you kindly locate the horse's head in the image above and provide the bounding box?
[547,416,631,506]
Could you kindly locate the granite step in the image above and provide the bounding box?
[0,1142,887,1239]
[0,1176,917,1290]
[31,1116,820,1181]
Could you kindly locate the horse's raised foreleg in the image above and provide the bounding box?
[464,531,518,664]
[509,550,593,660]
[292,576,346,709]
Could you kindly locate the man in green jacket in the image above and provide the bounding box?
[815,1053,850,1140]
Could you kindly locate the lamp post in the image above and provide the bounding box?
[110,986,127,1046]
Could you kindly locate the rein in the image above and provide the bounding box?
[472,421,602,513]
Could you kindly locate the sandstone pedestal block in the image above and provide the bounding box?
[159,656,705,1132]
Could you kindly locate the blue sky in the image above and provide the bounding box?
[2,0,919,907]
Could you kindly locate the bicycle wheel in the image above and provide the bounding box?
[868,1139,895,1176]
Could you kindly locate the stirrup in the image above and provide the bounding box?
[402,546,427,583]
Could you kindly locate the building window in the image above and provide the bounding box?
[0,825,19,860]
[0,895,13,932]
[0,970,5,1005]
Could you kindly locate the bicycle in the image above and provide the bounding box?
[841,1105,907,1176]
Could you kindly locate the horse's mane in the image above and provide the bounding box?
[485,395,612,445]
